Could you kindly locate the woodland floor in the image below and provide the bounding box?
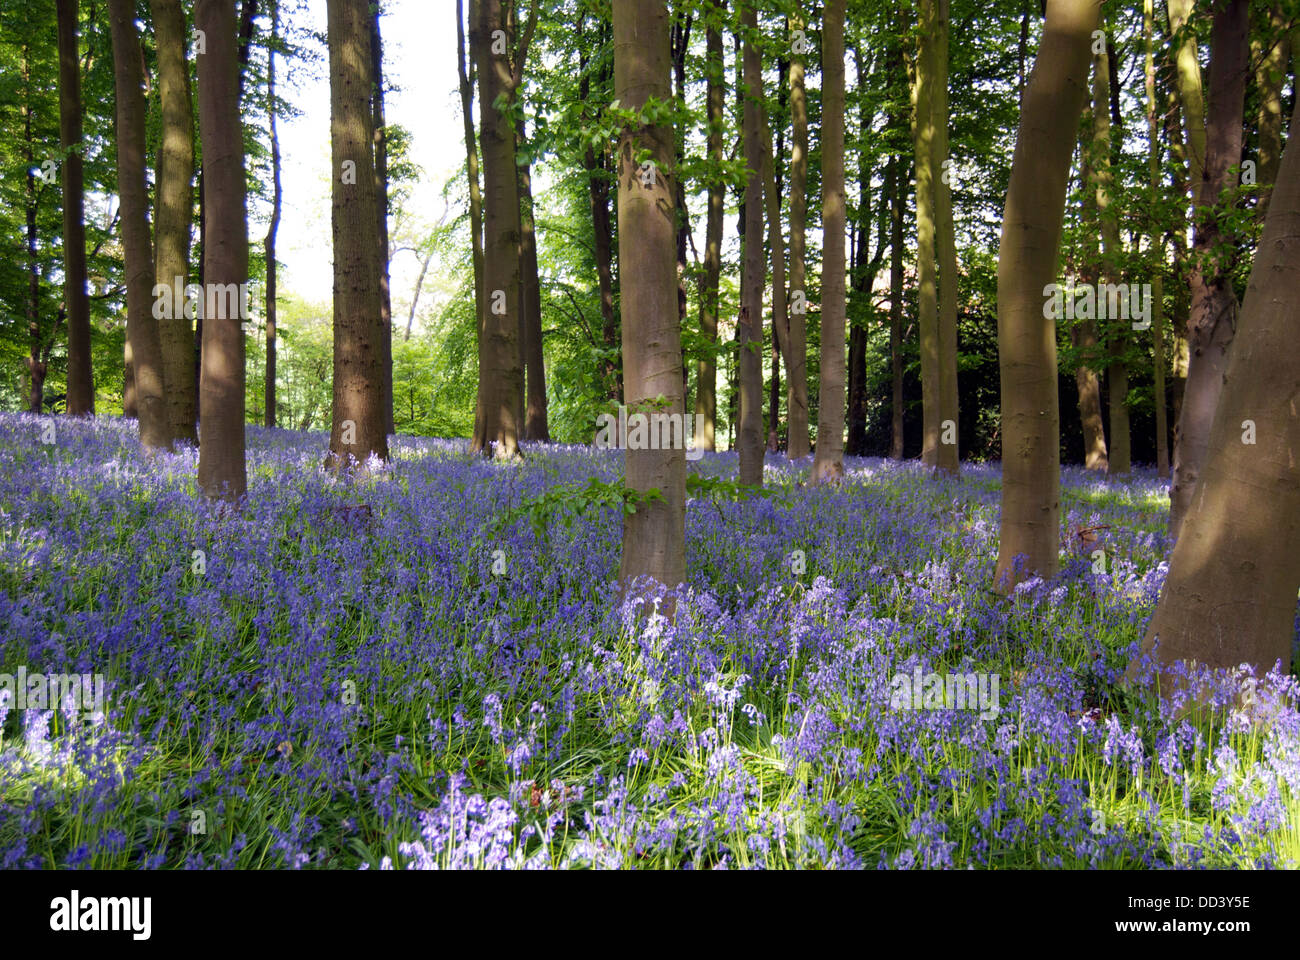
[0,412,1296,868]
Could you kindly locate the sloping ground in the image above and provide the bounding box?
[0,413,1296,868]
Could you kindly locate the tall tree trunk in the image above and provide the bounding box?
[517,115,548,441]
[785,13,811,459]
[1072,106,1108,473]
[1092,32,1129,475]
[761,102,786,454]
[265,0,281,428]
[1165,0,1201,466]
[613,0,685,592]
[1138,97,1300,678]
[23,48,46,415]
[672,5,693,417]
[912,0,941,469]
[1253,5,1290,219]
[58,0,94,415]
[109,0,167,448]
[737,3,764,486]
[151,0,197,445]
[1168,0,1249,539]
[470,0,524,458]
[695,2,724,451]
[889,149,906,460]
[579,21,618,403]
[1167,0,1206,189]
[370,1,394,438]
[846,45,869,458]
[326,0,388,470]
[811,0,847,484]
[993,0,1100,591]
[195,0,248,498]
[456,0,485,361]
[1144,0,1169,477]
[932,0,959,474]
[1166,98,1190,431]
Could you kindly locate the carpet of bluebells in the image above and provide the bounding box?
[1,411,1297,870]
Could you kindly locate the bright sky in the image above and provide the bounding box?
[275,0,463,318]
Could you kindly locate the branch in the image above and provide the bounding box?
[512,0,539,91]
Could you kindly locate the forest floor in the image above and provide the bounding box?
[0,412,1296,868]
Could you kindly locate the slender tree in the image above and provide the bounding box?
[1091,31,1129,475]
[932,0,959,474]
[1168,0,1249,538]
[737,2,764,486]
[57,0,93,415]
[761,100,787,454]
[578,13,618,402]
[888,149,906,461]
[109,0,167,448]
[811,0,846,484]
[993,0,1100,591]
[326,0,388,470]
[1071,99,1109,472]
[470,0,525,458]
[785,13,811,459]
[613,0,685,592]
[1138,98,1300,678]
[511,1,545,441]
[456,0,485,352]
[370,0,394,437]
[152,0,198,444]
[695,1,725,451]
[912,0,940,469]
[265,0,281,428]
[1252,5,1290,219]
[195,0,248,498]
[1144,0,1169,477]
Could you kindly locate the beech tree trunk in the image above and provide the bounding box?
[265,0,281,428]
[811,0,847,484]
[695,3,724,451]
[1165,0,1202,480]
[889,147,906,461]
[785,14,811,459]
[912,0,941,469]
[370,2,394,438]
[326,0,388,470]
[58,0,94,415]
[613,0,685,592]
[762,94,786,454]
[1252,5,1289,219]
[1092,34,1129,475]
[1168,0,1248,539]
[457,0,485,350]
[195,0,248,498]
[517,115,548,441]
[1073,95,1108,470]
[737,3,764,487]
[151,0,197,444]
[993,0,1100,591]
[932,0,959,474]
[23,49,44,415]
[1144,0,1169,477]
[470,0,524,458]
[109,0,167,448]
[1139,97,1300,678]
